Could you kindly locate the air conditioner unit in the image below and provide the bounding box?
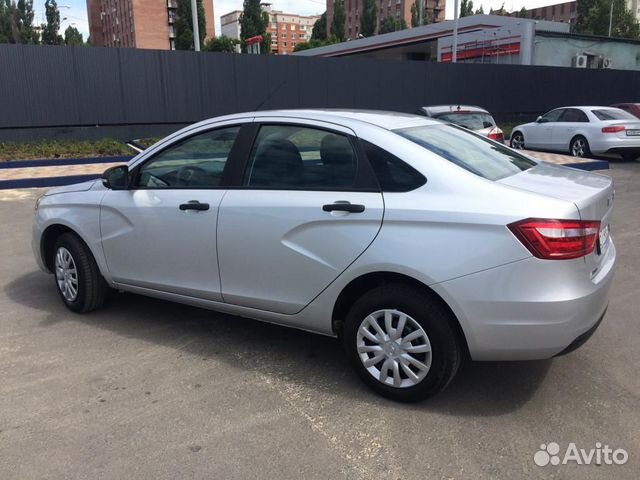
[602,57,614,69]
[574,54,588,68]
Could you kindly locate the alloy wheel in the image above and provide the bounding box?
[511,133,524,149]
[571,138,587,157]
[55,246,79,302]
[356,309,432,388]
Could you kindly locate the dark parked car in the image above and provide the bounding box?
[611,103,640,119]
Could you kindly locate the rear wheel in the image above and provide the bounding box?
[570,136,590,158]
[343,285,461,402]
[510,131,525,149]
[53,233,107,313]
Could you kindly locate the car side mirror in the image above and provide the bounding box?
[102,165,129,190]
[536,116,544,123]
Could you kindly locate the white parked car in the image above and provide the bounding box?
[33,110,616,401]
[510,106,640,161]
[417,105,504,142]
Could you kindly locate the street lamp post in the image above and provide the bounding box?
[452,0,459,63]
[608,0,614,37]
[191,0,200,51]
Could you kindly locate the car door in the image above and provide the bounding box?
[553,108,589,151]
[527,109,565,150]
[100,123,245,301]
[217,120,384,315]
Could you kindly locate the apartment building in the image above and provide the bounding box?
[517,0,640,25]
[515,1,578,25]
[326,0,445,40]
[221,6,320,55]
[87,0,215,50]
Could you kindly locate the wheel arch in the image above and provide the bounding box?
[41,224,102,275]
[331,271,470,358]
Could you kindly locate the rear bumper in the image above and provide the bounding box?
[432,241,616,361]
[590,136,640,155]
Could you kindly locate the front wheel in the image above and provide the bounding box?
[510,131,525,149]
[53,233,107,313]
[343,285,462,402]
[570,136,590,158]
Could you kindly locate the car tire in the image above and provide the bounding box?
[342,284,462,402]
[53,232,108,313]
[510,131,525,149]
[570,136,590,158]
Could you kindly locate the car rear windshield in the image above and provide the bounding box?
[592,109,636,121]
[435,112,495,130]
[395,124,537,181]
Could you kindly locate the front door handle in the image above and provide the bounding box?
[322,202,365,213]
[179,200,210,211]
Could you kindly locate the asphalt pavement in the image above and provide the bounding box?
[1,162,639,479]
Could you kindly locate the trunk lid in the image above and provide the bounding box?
[499,162,614,272]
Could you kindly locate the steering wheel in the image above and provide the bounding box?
[176,165,207,187]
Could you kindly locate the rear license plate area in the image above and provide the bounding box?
[626,129,640,136]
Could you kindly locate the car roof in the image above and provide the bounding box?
[420,105,490,116]
[197,109,441,131]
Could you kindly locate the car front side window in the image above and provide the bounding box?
[541,109,565,123]
[136,126,241,188]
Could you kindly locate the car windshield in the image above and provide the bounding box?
[395,124,537,181]
[435,112,495,130]
[592,109,637,121]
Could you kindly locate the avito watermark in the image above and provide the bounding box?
[534,442,629,467]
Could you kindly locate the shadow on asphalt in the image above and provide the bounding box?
[6,270,551,416]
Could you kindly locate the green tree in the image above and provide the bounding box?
[175,0,206,50]
[475,6,485,14]
[489,3,507,15]
[360,0,377,36]
[239,0,269,53]
[63,24,82,45]
[203,35,239,52]
[330,0,345,41]
[460,0,474,17]
[311,11,327,40]
[0,0,12,43]
[16,0,39,43]
[575,0,639,38]
[411,0,429,27]
[379,16,407,34]
[293,37,334,52]
[517,6,528,17]
[41,0,62,45]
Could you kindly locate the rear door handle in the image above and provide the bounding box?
[179,200,210,211]
[322,202,365,213]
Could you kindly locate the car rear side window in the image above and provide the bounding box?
[395,124,537,181]
[592,109,636,121]
[561,109,589,122]
[361,141,426,192]
[435,112,495,130]
[136,126,240,188]
[243,125,357,189]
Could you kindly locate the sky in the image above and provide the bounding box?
[53,0,567,43]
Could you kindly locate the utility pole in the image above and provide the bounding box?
[191,0,200,51]
[419,0,424,25]
[452,0,459,62]
[608,0,614,37]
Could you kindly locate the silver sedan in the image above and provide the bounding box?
[511,106,640,160]
[32,110,615,401]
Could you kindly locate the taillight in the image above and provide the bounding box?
[602,125,625,133]
[488,127,504,142]
[508,219,600,260]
